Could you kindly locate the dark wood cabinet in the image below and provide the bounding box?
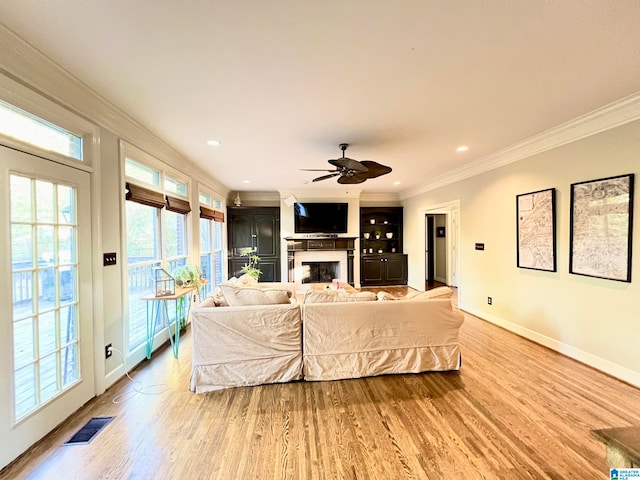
[360,207,407,286]
[361,254,408,286]
[227,207,280,281]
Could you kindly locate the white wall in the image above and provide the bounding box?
[404,119,640,386]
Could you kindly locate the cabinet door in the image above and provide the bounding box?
[229,259,247,279]
[229,213,255,256]
[254,213,278,257]
[385,255,407,284]
[256,259,278,282]
[361,257,384,284]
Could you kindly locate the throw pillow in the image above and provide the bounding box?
[376,291,400,301]
[210,288,229,307]
[219,284,291,306]
[303,289,377,304]
[237,273,259,287]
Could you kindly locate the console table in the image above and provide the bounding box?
[592,426,640,468]
[141,286,196,359]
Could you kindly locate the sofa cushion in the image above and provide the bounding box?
[377,286,453,302]
[408,286,453,300]
[303,289,377,304]
[219,284,291,306]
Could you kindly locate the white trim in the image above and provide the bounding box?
[0,24,228,197]
[413,200,461,289]
[0,73,100,171]
[460,305,640,388]
[401,91,640,199]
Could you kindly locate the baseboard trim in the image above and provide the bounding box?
[460,303,640,388]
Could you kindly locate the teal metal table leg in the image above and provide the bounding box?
[162,299,180,358]
[146,299,160,359]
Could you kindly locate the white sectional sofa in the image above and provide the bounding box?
[189,280,464,393]
[302,297,464,381]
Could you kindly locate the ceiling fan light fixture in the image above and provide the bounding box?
[302,143,392,184]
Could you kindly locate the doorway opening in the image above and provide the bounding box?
[425,214,448,290]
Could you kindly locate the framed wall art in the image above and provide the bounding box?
[569,173,634,282]
[516,187,557,272]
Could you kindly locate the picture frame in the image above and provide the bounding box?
[569,173,634,282]
[516,187,556,272]
[436,226,445,238]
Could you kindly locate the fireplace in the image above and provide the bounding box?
[301,261,340,284]
[286,237,356,287]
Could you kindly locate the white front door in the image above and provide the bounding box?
[0,146,94,469]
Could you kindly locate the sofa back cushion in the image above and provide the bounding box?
[407,286,453,300]
[377,286,454,301]
[303,289,377,304]
[219,284,291,306]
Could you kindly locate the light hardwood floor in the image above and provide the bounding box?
[2,291,640,479]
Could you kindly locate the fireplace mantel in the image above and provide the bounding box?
[285,237,356,285]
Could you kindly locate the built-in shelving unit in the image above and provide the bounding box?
[360,207,407,286]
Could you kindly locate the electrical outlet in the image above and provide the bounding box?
[487,297,492,305]
[105,343,113,359]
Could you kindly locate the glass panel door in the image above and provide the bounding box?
[0,146,93,469]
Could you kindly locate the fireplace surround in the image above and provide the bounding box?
[286,237,356,286]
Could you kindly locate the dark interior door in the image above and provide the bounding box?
[426,215,435,284]
[230,213,254,256]
[254,213,277,257]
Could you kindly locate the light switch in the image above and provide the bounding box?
[103,252,117,266]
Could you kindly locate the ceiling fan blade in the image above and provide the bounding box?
[357,161,392,179]
[338,175,367,185]
[312,172,341,182]
[328,157,368,172]
[300,168,338,172]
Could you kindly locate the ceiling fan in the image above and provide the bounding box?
[302,143,392,184]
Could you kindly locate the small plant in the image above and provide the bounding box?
[240,248,262,279]
[172,264,204,289]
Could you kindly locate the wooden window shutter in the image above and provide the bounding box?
[125,182,165,208]
[165,195,191,214]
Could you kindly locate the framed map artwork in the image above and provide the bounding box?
[569,173,634,282]
[516,188,556,272]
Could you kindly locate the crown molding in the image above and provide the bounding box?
[278,188,363,200]
[360,192,402,205]
[401,91,640,200]
[0,24,228,196]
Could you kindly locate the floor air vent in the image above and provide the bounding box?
[63,416,114,445]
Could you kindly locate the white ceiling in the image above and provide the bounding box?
[1,1,639,195]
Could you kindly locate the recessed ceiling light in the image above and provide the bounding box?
[243,180,250,184]
[207,140,221,146]
[393,181,401,185]
[456,145,469,152]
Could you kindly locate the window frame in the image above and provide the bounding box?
[121,142,193,354]
[198,184,226,295]
[0,74,99,172]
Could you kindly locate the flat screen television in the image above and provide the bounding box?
[294,202,348,234]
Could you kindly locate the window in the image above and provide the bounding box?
[124,158,160,187]
[199,195,225,296]
[124,153,192,352]
[10,174,80,419]
[0,100,82,161]
[165,175,188,197]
